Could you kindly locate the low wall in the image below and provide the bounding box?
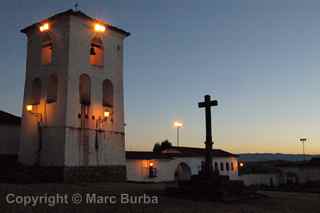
[240,173,280,187]
[0,166,126,183]
[64,166,126,182]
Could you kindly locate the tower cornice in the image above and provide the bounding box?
[21,9,130,37]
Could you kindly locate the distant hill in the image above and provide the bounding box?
[238,153,320,162]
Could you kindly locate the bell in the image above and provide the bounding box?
[90,46,96,55]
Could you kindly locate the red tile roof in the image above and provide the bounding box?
[162,146,238,158]
[126,151,173,160]
[126,146,237,159]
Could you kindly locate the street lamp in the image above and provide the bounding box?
[26,105,33,112]
[173,121,183,147]
[299,138,308,162]
[25,104,42,121]
[94,23,106,32]
[96,110,112,128]
[103,110,110,119]
[39,22,50,32]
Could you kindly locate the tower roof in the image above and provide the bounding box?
[21,9,130,37]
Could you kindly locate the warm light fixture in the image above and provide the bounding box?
[239,162,244,167]
[94,23,106,32]
[26,105,33,112]
[174,121,183,128]
[39,23,50,32]
[104,111,110,118]
[149,162,154,167]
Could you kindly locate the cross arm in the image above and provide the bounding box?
[198,100,218,108]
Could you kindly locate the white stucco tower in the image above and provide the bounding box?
[18,10,130,181]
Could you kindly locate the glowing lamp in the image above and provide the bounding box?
[26,105,33,112]
[149,162,154,167]
[239,162,244,168]
[104,111,110,118]
[94,23,106,32]
[39,23,50,32]
[174,121,183,128]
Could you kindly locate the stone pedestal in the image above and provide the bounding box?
[167,174,246,201]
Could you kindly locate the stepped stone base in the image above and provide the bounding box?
[167,174,247,201]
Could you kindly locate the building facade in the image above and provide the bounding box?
[18,10,130,181]
[126,147,239,182]
[240,173,280,187]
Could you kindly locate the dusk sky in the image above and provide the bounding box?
[1,0,320,154]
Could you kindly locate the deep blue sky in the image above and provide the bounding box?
[1,0,320,154]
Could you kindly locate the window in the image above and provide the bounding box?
[89,37,104,66]
[31,78,42,105]
[116,44,121,56]
[41,35,52,65]
[220,162,224,171]
[79,74,91,105]
[226,162,230,171]
[102,79,113,107]
[47,74,58,103]
[214,162,218,171]
[149,167,157,178]
[149,162,157,178]
[231,162,234,171]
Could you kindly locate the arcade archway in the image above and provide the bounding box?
[174,162,192,181]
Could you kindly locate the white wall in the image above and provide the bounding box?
[19,13,127,167]
[63,15,126,167]
[0,125,20,155]
[19,15,70,166]
[279,167,320,184]
[126,157,239,182]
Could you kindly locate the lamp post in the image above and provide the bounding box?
[299,138,308,162]
[173,121,183,147]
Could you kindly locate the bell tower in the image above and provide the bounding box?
[19,10,130,181]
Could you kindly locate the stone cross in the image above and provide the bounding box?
[198,94,218,176]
